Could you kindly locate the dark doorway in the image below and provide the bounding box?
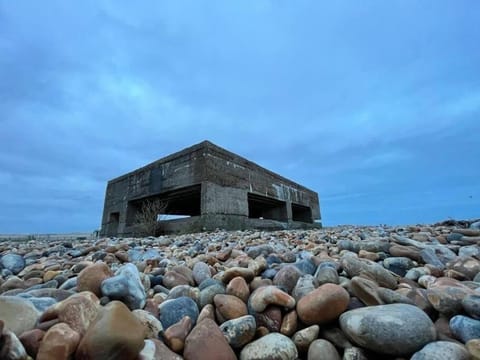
[248,193,288,221]
[126,184,202,226]
[292,203,313,223]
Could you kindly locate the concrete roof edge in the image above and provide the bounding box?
[106,140,319,197]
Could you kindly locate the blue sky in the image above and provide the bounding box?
[1,1,479,233]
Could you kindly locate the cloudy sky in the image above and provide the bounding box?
[1,1,479,233]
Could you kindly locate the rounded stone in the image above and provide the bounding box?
[462,294,480,319]
[248,285,295,314]
[297,283,349,325]
[100,263,146,310]
[280,310,298,336]
[192,262,211,286]
[75,300,146,359]
[294,259,317,275]
[450,315,480,343]
[37,291,100,336]
[314,265,339,285]
[199,283,226,308]
[0,254,25,275]
[20,295,57,313]
[226,276,250,303]
[0,326,28,360]
[339,303,436,356]
[466,339,480,359]
[343,347,368,360]
[0,296,40,336]
[18,328,45,358]
[255,305,282,332]
[159,296,199,329]
[377,287,415,306]
[166,285,199,303]
[214,294,248,321]
[383,257,415,277]
[220,267,255,284]
[273,265,302,294]
[340,253,397,289]
[292,325,319,353]
[163,316,192,353]
[36,323,80,360]
[411,341,470,360]
[184,318,236,360]
[77,262,113,297]
[138,339,183,360]
[448,256,480,280]
[307,339,341,360]
[349,276,383,306]
[427,285,473,316]
[220,315,256,348]
[163,270,192,289]
[292,274,316,301]
[132,309,163,339]
[240,333,298,360]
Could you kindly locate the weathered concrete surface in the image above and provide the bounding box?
[100,141,321,236]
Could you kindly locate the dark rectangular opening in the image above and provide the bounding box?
[248,193,287,221]
[292,203,313,223]
[107,212,120,236]
[126,184,201,226]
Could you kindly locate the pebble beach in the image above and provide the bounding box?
[1,220,480,360]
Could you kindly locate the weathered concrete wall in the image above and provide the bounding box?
[203,142,320,220]
[201,182,248,216]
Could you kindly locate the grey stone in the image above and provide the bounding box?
[450,315,480,343]
[294,259,317,275]
[337,240,360,253]
[360,240,390,253]
[383,257,415,276]
[240,333,298,360]
[17,294,57,312]
[339,304,436,356]
[459,245,480,258]
[340,253,397,289]
[447,233,464,242]
[0,254,25,275]
[100,263,146,310]
[59,277,77,290]
[342,347,368,360]
[411,341,469,360]
[159,296,199,329]
[0,296,40,335]
[307,339,340,360]
[247,245,274,259]
[199,283,225,308]
[273,265,302,293]
[220,315,256,348]
[314,265,339,285]
[140,249,162,262]
[462,294,480,319]
[292,274,316,301]
[470,221,480,229]
[420,248,446,269]
[192,261,211,285]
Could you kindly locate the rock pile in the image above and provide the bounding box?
[0,222,480,359]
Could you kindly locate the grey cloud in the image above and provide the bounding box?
[0,1,479,232]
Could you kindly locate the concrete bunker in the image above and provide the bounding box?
[100,141,321,236]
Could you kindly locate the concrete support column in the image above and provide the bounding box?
[286,200,293,222]
[201,182,248,216]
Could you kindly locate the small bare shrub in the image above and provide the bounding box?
[134,198,167,236]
